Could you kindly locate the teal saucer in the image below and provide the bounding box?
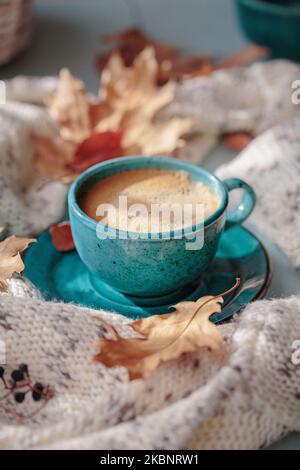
[24,226,271,321]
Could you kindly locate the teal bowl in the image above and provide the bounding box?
[236,0,300,60]
[68,156,255,298]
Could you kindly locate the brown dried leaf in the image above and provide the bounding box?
[32,129,125,182]
[46,68,92,144]
[0,236,36,292]
[96,47,193,155]
[95,280,240,379]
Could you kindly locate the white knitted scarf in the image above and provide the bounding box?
[0,61,300,450]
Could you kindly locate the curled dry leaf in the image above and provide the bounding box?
[95,279,240,380]
[50,222,75,252]
[0,236,36,292]
[32,129,124,183]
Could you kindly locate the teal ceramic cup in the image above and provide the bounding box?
[68,156,256,298]
[236,0,300,61]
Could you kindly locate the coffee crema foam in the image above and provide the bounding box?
[80,169,220,233]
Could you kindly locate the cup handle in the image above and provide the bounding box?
[223,178,256,230]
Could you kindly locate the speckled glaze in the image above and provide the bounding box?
[68,156,256,297]
[23,225,271,319]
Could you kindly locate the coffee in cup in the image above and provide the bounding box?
[79,168,220,233]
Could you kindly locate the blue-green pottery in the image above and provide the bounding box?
[67,156,256,298]
[236,0,300,60]
[23,225,271,320]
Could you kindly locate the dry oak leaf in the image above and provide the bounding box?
[0,236,36,292]
[96,292,231,380]
[46,68,93,144]
[96,47,193,155]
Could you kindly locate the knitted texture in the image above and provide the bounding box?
[217,119,300,270]
[0,85,66,236]
[0,64,300,449]
[0,290,300,450]
[163,59,300,135]
[164,59,300,163]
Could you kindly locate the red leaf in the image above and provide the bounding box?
[69,130,124,173]
[222,132,253,152]
[50,222,75,252]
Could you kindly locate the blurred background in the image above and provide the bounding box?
[1,0,247,90]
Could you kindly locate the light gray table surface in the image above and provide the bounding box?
[2,0,299,450]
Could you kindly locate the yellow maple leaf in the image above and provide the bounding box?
[0,236,36,292]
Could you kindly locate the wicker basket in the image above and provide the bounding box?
[0,0,33,66]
